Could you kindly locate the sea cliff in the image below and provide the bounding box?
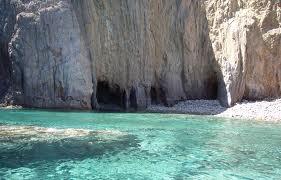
[0,0,280,110]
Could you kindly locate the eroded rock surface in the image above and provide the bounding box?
[0,0,16,103]
[9,1,93,109]
[0,0,217,110]
[205,0,281,106]
[1,0,280,110]
[73,0,217,110]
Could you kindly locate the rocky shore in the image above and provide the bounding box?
[1,98,280,122]
[147,99,281,121]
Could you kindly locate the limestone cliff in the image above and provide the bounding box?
[0,0,280,110]
[205,0,281,106]
[0,0,216,110]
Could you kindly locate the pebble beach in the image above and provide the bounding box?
[147,99,281,121]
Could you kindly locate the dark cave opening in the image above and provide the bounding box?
[129,88,137,110]
[96,81,126,110]
[150,87,158,105]
[150,86,167,106]
[159,87,168,106]
[206,73,219,100]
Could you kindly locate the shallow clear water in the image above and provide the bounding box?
[0,109,281,179]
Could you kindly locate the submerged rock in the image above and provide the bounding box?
[0,125,140,168]
[0,125,126,142]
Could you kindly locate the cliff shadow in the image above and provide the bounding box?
[0,42,11,104]
[0,1,17,105]
[197,4,228,115]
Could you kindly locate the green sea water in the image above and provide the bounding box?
[0,109,281,179]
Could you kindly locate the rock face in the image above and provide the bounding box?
[9,1,93,109]
[205,0,281,106]
[0,0,280,110]
[0,0,217,110]
[72,0,217,110]
[0,0,15,102]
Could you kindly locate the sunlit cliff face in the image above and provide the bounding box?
[0,0,281,109]
[1,0,217,110]
[205,0,281,106]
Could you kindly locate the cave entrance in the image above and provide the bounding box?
[96,81,126,111]
[150,87,158,105]
[129,88,137,110]
[150,86,167,106]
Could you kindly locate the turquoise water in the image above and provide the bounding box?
[0,109,281,179]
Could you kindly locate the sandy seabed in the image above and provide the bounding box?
[147,99,281,121]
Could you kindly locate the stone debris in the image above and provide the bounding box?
[147,99,281,121]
